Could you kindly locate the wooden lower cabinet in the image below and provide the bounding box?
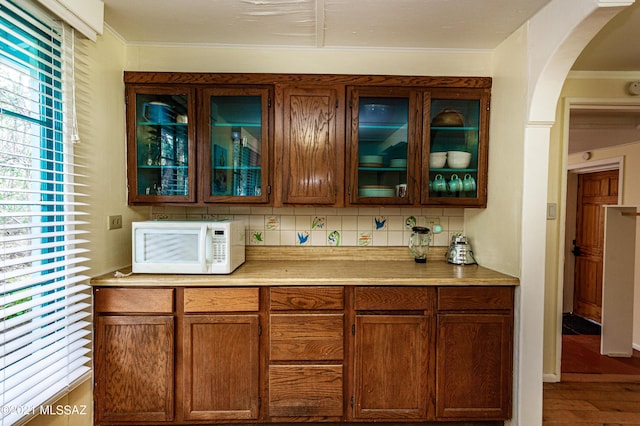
[95,315,175,423]
[435,287,514,421]
[94,288,175,424]
[182,314,260,420]
[353,314,430,420]
[351,286,434,421]
[94,285,514,425]
[268,287,345,420]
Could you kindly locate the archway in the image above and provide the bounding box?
[516,1,634,425]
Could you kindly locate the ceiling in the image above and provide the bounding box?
[103,0,640,153]
[103,0,640,71]
[103,0,553,50]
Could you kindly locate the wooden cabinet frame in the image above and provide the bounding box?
[124,72,491,207]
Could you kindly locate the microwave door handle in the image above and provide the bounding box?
[200,227,209,273]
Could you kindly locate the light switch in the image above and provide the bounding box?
[546,203,557,220]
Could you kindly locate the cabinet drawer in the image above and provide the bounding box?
[184,288,259,312]
[269,365,343,418]
[354,287,432,310]
[94,288,174,313]
[270,287,344,310]
[437,286,514,311]
[270,314,344,361]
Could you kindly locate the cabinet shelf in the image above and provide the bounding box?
[431,126,478,131]
[138,164,188,169]
[358,167,406,172]
[360,123,406,129]
[212,122,261,128]
[138,121,188,127]
[214,165,262,171]
[430,168,476,173]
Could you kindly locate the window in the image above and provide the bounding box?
[0,1,91,424]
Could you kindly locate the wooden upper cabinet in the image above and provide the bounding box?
[199,86,272,204]
[277,85,345,206]
[123,73,491,207]
[126,84,197,204]
[346,86,420,206]
[423,88,491,207]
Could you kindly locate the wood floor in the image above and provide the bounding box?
[543,381,640,425]
[543,334,640,425]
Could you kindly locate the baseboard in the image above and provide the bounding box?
[634,342,640,352]
[543,373,560,383]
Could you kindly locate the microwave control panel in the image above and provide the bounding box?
[210,229,227,263]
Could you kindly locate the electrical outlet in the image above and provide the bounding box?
[108,215,122,230]
[425,216,442,234]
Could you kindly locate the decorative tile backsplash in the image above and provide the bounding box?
[149,206,465,247]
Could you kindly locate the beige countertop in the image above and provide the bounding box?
[91,247,519,287]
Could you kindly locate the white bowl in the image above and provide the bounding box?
[430,152,447,168]
[447,151,471,169]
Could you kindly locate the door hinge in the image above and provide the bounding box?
[336,99,339,109]
[268,97,272,108]
[267,185,272,195]
[352,324,355,335]
[258,324,262,336]
[349,99,353,109]
[350,395,354,408]
[258,396,262,408]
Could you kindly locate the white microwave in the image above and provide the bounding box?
[132,220,245,274]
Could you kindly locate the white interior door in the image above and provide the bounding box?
[602,206,637,357]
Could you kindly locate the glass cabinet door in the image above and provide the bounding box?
[201,87,270,203]
[127,87,196,203]
[424,90,488,206]
[348,88,417,204]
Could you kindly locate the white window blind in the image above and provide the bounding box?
[0,0,91,424]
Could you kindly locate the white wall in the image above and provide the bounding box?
[74,30,149,277]
[124,45,492,76]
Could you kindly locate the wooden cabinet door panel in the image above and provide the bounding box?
[281,86,343,205]
[270,313,344,361]
[269,365,344,418]
[183,314,260,420]
[95,315,174,423]
[436,313,512,420]
[353,315,429,420]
